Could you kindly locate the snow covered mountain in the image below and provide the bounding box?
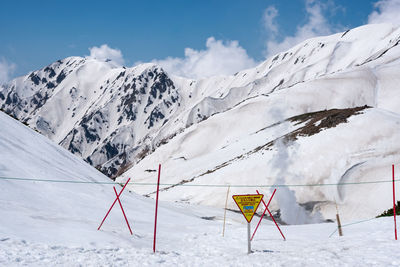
[1,23,400,223]
[0,59,180,177]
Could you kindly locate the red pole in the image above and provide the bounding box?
[98,178,131,231]
[113,187,133,235]
[153,164,161,253]
[257,189,286,241]
[251,189,276,241]
[393,164,397,240]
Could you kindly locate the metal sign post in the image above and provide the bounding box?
[232,194,263,254]
[247,222,251,254]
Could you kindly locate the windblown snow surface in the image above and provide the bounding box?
[1,111,400,266]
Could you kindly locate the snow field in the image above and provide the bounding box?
[2,215,400,266]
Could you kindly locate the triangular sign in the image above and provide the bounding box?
[232,194,264,223]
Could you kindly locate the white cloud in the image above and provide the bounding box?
[368,0,400,25]
[0,58,16,85]
[145,37,257,79]
[87,44,125,66]
[264,0,337,58]
[263,6,279,35]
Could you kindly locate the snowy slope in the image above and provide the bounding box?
[2,111,400,266]
[0,110,146,246]
[0,110,228,248]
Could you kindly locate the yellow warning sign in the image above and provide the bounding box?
[232,194,263,223]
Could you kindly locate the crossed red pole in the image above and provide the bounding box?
[97,178,133,235]
[251,189,286,241]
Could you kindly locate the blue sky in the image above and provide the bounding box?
[0,0,399,81]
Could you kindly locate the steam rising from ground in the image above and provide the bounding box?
[269,108,322,224]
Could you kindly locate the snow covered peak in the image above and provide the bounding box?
[131,62,162,72]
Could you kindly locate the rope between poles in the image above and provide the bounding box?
[0,175,399,188]
[1,175,395,239]
[328,217,377,238]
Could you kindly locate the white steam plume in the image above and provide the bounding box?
[270,108,322,224]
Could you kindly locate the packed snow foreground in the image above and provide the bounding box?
[2,23,400,266]
[1,111,400,266]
